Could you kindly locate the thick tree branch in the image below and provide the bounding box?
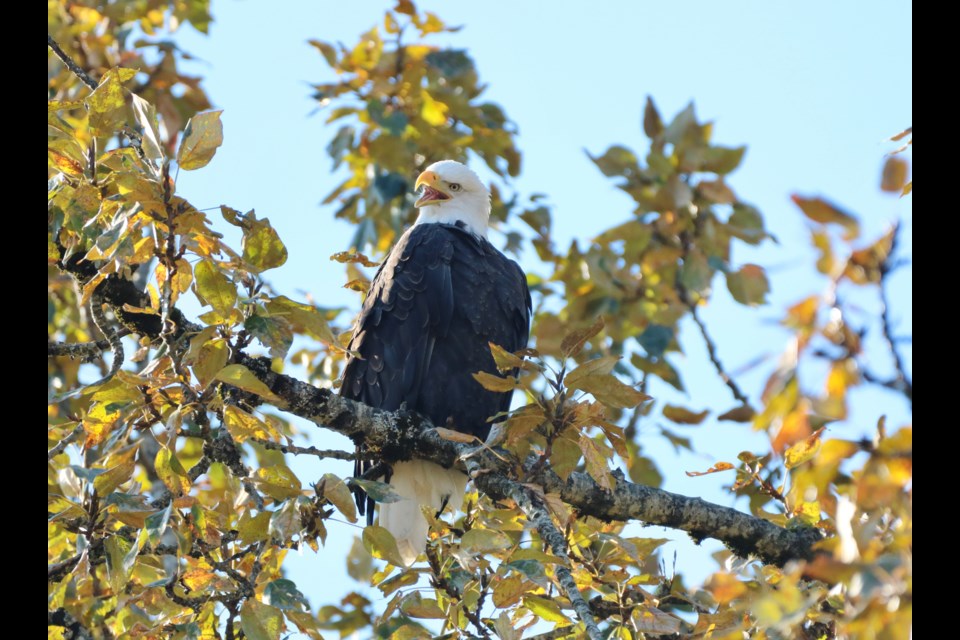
[48,423,84,460]
[52,258,820,568]
[234,356,821,566]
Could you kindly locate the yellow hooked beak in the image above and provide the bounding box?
[414,170,451,207]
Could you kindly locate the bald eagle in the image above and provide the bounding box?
[340,160,531,565]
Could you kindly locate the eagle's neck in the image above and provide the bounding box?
[414,198,489,239]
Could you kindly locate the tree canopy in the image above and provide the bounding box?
[48,2,912,639]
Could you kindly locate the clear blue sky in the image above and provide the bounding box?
[173,0,912,629]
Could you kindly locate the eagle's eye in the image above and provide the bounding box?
[448,183,462,192]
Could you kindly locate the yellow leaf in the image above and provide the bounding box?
[489,342,527,373]
[460,528,513,554]
[880,156,908,193]
[524,595,572,625]
[238,510,271,545]
[685,461,734,477]
[579,434,614,490]
[565,355,619,387]
[155,446,192,496]
[87,68,129,136]
[784,426,826,469]
[93,445,138,496]
[705,572,748,604]
[420,90,448,126]
[240,599,284,640]
[177,110,224,171]
[223,405,279,443]
[472,371,520,393]
[505,405,546,445]
[570,373,650,409]
[213,364,284,406]
[251,464,303,501]
[194,260,237,316]
[434,427,478,444]
[265,296,338,345]
[48,149,84,176]
[243,217,288,272]
[362,525,406,567]
[320,473,357,523]
[492,574,526,608]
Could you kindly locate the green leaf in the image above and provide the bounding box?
[240,599,284,640]
[104,535,136,595]
[460,528,513,554]
[193,260,237,316]
[791,195,860,239]
[213,364,285,405]
[264,296,338,345]
[242,217,288,272]
[400,592,446,619]
[320,473,357,523]
[245,314,294,360]
[662,405,709,425]
[308,39,339,67]
[155,446,191,497]
[349,478,402,503]
[177,110,224,170]
[524,595,572,625]
[702,145,746,174]
[93,446,137,495]
[145,502,172,544]
[588,145,639,177]
[263,579,309,611]
[727,204,768,245]
[726,264,769,306]
[362,525,406,567]
[637,325,673,359]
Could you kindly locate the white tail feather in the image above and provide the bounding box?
[379,460,467,566]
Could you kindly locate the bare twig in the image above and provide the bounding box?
[48,423,85,460]
[47,35,98,90]
[878,222,912,405]
[48,337,117,360]
[689,303,750,406]
[252,438,355,460]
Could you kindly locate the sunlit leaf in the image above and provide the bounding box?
[784,427,826,469]
[560,316,604,358]
[240,599,284,640]
[320,473,357,523]
[213,364,285,405]
[362,525,406,567]
[791,195,860,239]
[726,264,769,306]
[177,110,224,170]
[194,259,237,316]
[460,528,513,554]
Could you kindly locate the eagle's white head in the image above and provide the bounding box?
[413,160,491,238]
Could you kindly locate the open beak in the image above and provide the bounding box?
[414,170,451,207]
